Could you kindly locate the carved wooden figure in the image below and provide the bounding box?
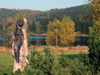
[12,18,29,73]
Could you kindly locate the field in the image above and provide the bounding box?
[0,53,13,75]
[0,46,88,75]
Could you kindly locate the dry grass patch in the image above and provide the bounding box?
[0,45,89,54]
[29,45,89,53]
[0,47,12,53]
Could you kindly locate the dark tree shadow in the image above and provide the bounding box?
[3,73,7,75]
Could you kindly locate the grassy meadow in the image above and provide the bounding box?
[0,46,88,75]
[0,53,13,75]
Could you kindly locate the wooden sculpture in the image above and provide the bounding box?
[12,18,29,73]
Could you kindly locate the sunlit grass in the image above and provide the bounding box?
[0,53,13,75]
[0,49,87,74]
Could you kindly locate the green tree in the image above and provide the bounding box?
[59,15,76,46]
[24,47,55,75]
[79,0,100,74]
[88,0,100,74]
[88,34,100,74]
[10,12,25,34]
[32,18,36,32]
[0,23,3,33]
[28,18,36,32]
[15,12,25,22]
[88,0,100,39]
[35,21,41,34]
[47,21,53,31]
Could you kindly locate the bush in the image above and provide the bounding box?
[79,34,100,74]
[13,45,100,75]
[24,46,55,75]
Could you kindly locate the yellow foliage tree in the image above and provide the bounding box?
[53,19,61,47]
[45,31,54,46]
[45,21,55,46]
[88,0,100,40]
[59,15,76,46]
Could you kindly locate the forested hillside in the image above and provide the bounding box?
[0,5,92,34]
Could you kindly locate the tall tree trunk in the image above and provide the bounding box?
[50,43,51,46]
[56,36,57,48]
[99,29,100,40]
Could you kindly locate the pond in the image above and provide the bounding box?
[0,35,89,46]
[29,35,47,46]
[74,36,89,46]
[29,35,89,46]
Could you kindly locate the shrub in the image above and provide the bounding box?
[24,46,55,75]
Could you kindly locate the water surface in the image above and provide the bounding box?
[0,35,89,46]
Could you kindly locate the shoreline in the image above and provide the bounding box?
[76,34,89,37]
[0,45,89,53]
[30,34,89,37]
[1,33,89,37]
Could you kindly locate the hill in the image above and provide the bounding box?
[0,5,92,34]
[0,5,88,21]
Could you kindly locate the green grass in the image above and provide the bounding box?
[0,53,13,75]
[0,52,81,75]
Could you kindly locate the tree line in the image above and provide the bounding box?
[0,5,93,34]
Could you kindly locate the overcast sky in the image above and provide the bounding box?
[0,0,88,11]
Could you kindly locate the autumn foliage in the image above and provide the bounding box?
[59,16,76,46]
[45,15,76,47]
[88,0,100,40]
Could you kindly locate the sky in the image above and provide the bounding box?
[0,0,88,11]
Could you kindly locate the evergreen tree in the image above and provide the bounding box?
[28,18,36,32]
[88,33,100,74]
[35,21,41,34]
[79,0,100,74]
[88,0,100,39]
[32,18,36,32]
[80,33,100,74]
[24,46,55,75]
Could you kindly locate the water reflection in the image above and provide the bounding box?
[0,35,89,46]
[74,37,89,46]
[0,41,5,47]
[29,35,89,46]
[30,39,46,46]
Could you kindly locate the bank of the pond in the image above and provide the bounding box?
[30,34,89,37]
[0,45,89,54]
